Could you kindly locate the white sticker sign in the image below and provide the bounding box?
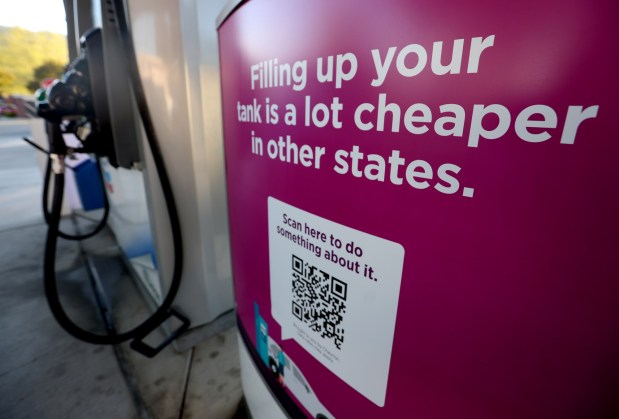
[268,197,405,407]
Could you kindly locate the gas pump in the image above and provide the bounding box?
[217,0,619,418]
[35,0,237,357]
[36,1,190,355]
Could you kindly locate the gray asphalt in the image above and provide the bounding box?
[0,119,44,231]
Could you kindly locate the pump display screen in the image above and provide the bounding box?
[218,1,619,417]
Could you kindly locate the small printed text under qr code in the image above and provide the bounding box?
[291,254,347,349]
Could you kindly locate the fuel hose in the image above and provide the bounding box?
[43,0,186,346]
[42,154,110,240]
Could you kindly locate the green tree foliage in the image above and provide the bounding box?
[27,60,65,91]
[0,26,68,94]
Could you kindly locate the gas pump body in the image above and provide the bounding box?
[41,0,235,348]
[217,1,619,418]
[124,0,234,328]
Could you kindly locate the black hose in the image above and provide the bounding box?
[42,155,110,240]
[43,0,186,345]
[45,169,122,342]
[22,134,109,240]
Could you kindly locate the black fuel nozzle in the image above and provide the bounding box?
[35,49,110,161]
[37,58,94,122]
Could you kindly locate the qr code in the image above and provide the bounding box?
[291,254,347,349]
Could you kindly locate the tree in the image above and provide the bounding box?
[0,69,15,95]
[0,27,68,94]
[27,60,65,91]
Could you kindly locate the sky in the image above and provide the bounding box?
[0,0,67,34]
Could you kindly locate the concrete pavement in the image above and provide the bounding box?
[0,119,244,419]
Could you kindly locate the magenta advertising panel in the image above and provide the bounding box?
[217,1,619,417]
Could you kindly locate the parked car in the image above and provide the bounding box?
[0,102,18,117]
